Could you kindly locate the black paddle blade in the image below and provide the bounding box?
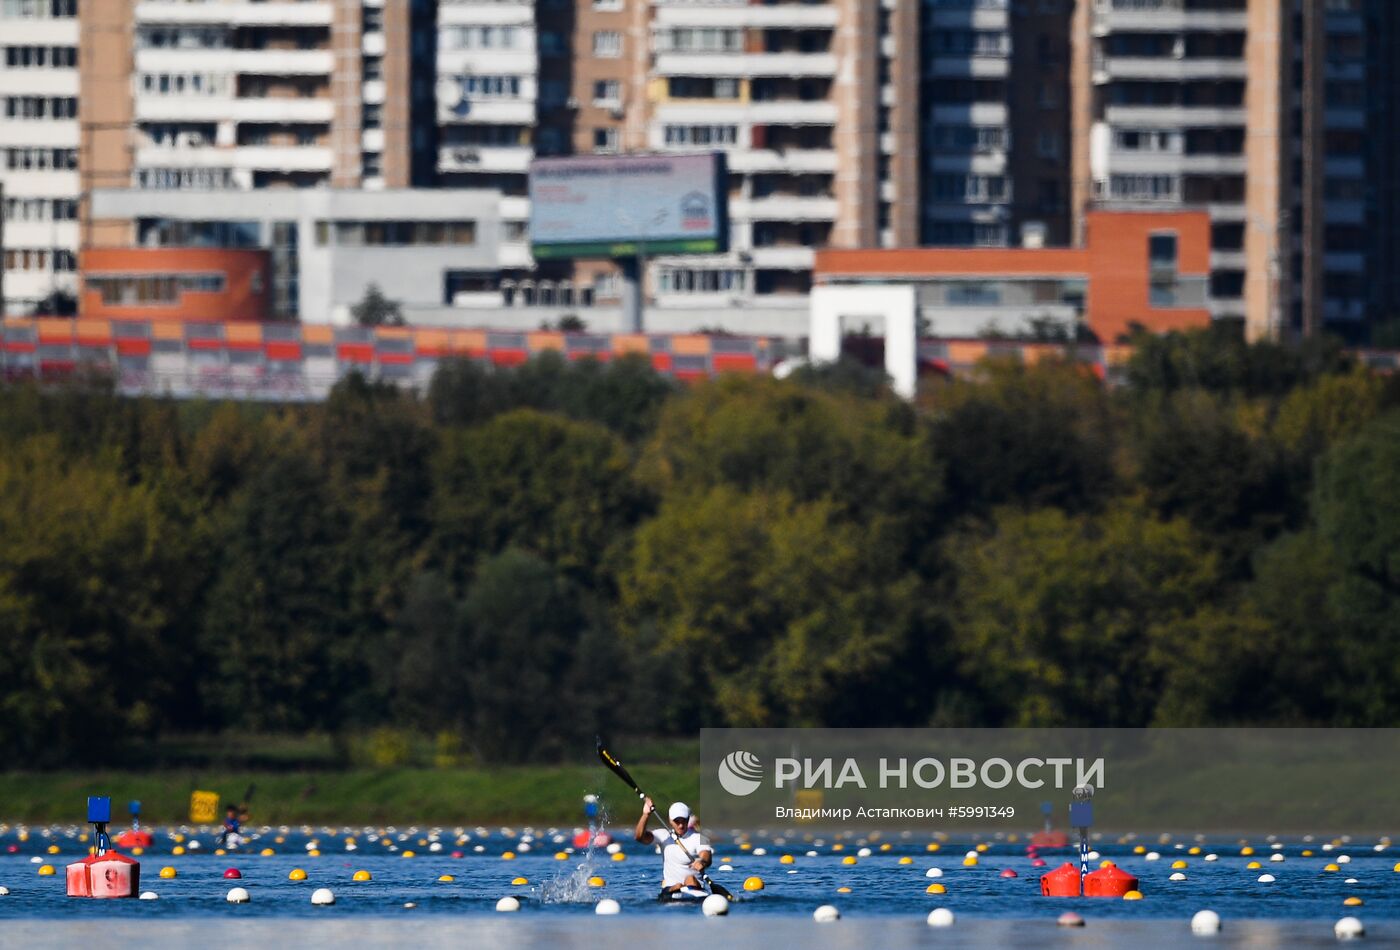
[596,736,644,798]
[707,878,736,902]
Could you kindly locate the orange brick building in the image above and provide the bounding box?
[79,248,271,323]
[815,210,1212,344]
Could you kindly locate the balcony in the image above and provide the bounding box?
[931,103,1007,125]
[1092,1,1247,34]
[0,119,79,148]
[926,54,1009,79]
[0,70,78,98]
[654,52,838,78]
[438,2,536,28]
[438,144,533,173]
[1094,56,1246,82]
[652,5,837,28]
[732,196,838,221]
[748,246,815,269]
[135,144,332,171]
[135,49,334,75]
[724,149,837,174]
[1103,104,1245,127]
[135,1,332,26]
[653,101,837,126]
[1324,252,1364,273]
[1103,150,1245,175]
[438,99,536,125]
[135,96,335,123]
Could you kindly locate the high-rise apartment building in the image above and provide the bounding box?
[0,0,80,314]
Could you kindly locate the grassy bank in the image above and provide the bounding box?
[0,763,699,826]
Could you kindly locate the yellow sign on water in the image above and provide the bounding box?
[189,790,220,824]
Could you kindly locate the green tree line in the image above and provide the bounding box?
[1,325,1398,765]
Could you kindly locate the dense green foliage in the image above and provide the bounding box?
[1,329,1398,766]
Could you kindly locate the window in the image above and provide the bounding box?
[3,45,77,67]
[3,96,76,119]
[1149,231,1180,307]
[4,147,77,170]
[361,6,382,32]
[655,28,743,53]
[667,77,740,100]
[362,56,382,81]
[317,220,476,246]
[361,152,382,177]
[593,127,619,152]
[593,79,621,105]
[662,124,738,147]
[655,267,748,295]
[362,103,381,129]
[593,31,621,58]
[1036,131,1061,159]
[593,0,622,8]
[85,272,226,305]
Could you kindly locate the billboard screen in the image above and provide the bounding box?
[528,153,728,259]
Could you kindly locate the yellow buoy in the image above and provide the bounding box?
[260,848,275,857]
[1344,897,1363,907]
[401,851,415,859]
[132,847,144,857]
[1240,846,1254,856]
[502,851,516,860]
[1123,890,1143,901]
[1188,847,1201,855]
[173,834,185,844]
[898,856,913,865]
[963,856,978,867]
[309,849,321,857]
[1100,860,1116,869]
[1302,850,1314,857]
[511,877,528,886]
[554,852,569,861]
[836,886,852,894]
[353,870,372,882]
[743,876,764,892]
[438,874,454,883]
[832,844,844,852]
[38,865,54,876]
[78,834,88,843]
[740,843,753,851]
[842,856,858,865]
[1393,862,1400,873]
[172,846,186,856]
[927,883,946,894]
[1324,863,1341,872]
[273,836,284,845]
[1171,860,1188,869]
[611,852,626,862]
[46,845,59,855]
[160,867,177,879]
[587,876,605,887]
[289,868,307,881]
[1133,845,1146,855]
[880,843,892,852]
[975,843,989,853]
[214,849,226,856]
[780,855,795,865]
[926,843,941,852]
[1246,861,1262,870]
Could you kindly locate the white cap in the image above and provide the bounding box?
[668,802,692,822]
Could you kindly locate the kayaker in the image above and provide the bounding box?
[634,797,712,894]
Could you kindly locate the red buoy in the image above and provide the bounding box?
[66,851,140,898]
[224,868,242,879]
[115,830,153,849]
[1040,862,1081,897]
[1083,864,1139,898]
[1031,831,1070,850]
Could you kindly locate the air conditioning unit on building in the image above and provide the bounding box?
[453,148,481,165]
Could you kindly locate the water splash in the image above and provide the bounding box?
[538,793,613,904]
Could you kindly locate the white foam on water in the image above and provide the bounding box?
[539,794,611,905]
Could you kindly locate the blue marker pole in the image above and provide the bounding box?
[1069,785,1095,886]
[87,796,112,856]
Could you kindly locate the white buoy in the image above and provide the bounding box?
[404,902,416,909]
[28,857,41,864]
[753,848,767,856]
[1086,851,1101,861]
[0,886,8,896]
[701,894,729,917]
[311,888,335,906]
[1145,852,1161,861]
[1345,878,1359,884]
[429,843,442,852]
[857,848,872,857]
[139,891,158,901]
[1170,872,1187,881]
[595,898,621,915]
[1338,855,1351,864]
[1335,917,1365,939]
[1204,854,1219,862]
[813,904,840,923]
[927,907,955,927]
[925,867,944,878]
[1190,910,1221,935]
[495,896,521,912]
[606,843,622,855]
[717,864,734,872]
[226,887,251,903]
[805,851,818,858]
[1257,874,1275,883]
[1269,853,1284,862]
[188,841,201,850]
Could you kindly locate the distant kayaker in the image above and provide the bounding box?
[635,797,712,895]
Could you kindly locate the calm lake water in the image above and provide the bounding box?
[1,825,1395,947]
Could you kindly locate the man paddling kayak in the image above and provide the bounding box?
[634,797,713,896]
